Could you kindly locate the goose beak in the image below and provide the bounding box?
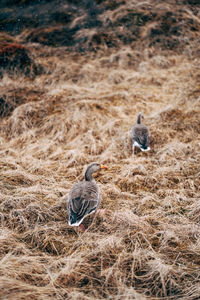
[100,164,108,169]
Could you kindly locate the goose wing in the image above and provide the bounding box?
[68,181,100,226]
[132,125,150,147]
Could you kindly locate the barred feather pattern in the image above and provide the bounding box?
[67,180,101,226]
[132,124,150,151]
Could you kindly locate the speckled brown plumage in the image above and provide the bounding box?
[67,163,107,228]
[132,113,150,153]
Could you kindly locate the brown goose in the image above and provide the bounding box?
[67,162,108,231]
[132,112,150,154]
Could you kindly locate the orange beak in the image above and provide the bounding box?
[100,164,108,169]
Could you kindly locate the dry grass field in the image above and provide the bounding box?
[0,0,200,299]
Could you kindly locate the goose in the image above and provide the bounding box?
[132,112,150,154]
[67,162,108,231]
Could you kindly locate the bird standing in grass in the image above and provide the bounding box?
[132,112,150,154]
[67,162,108,232]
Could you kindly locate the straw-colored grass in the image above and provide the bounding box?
[0,1,200,299]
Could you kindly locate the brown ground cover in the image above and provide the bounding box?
[0,1,199,299]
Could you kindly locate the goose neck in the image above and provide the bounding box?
[85,167,93,181]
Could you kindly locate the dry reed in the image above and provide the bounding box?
[0,0,200,299]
